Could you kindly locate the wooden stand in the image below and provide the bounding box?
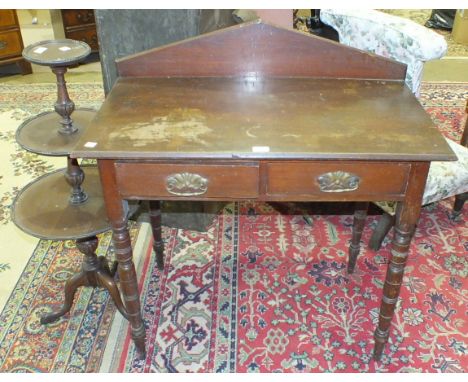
[40,235,127,324]
[12,39,133,340]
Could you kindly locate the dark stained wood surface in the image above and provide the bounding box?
[111,160,414,203]
[266,161,410,199]
[116,21,406,80]
[115,162,260,199]
[73,77,455,161]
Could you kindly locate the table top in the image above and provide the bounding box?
[23,39,91,66]
[73,76,456,162]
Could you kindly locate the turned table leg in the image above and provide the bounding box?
[149,200,164,270]
[373,163,429,360]
[99,159,146,357]
[348,201,368,274]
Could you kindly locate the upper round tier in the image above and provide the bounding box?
[22,39,91,66]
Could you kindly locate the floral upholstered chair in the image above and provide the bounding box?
[320,9,468,250]
[320,9,446,96]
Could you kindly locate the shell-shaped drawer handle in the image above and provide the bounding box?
[0,41,7,50]
[316,171,360,192]
[166,172,208,196]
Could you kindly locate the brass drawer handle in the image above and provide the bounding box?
[0,40,7,50]
[316,171,360,192]
[166,172,208,196]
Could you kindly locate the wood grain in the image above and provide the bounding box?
[117,21,407,80]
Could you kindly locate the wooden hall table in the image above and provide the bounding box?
[71,22,455,362]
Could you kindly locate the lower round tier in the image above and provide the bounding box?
[11,166,111,240]
[15,108,96,156]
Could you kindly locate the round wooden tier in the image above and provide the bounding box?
[15,109,96,156]
[11,166,110,240]
[22,39,91,67]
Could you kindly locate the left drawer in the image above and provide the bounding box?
[115,162,259,199]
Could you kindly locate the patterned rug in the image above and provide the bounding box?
[0,224,147,372]
[0,82,466,373]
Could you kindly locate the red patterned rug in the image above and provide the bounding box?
[0,82,466,373]
[110,198,467,373]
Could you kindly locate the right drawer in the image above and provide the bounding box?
[0,30,22,58]
[266,161,411,200]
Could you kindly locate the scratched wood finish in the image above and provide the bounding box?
[73,77,455,162]
[116,21,406,80]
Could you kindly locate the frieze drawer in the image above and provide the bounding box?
[115,162,259,200]
[266,161,411,200]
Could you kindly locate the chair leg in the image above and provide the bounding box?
[452,192,467,220]
[348,202,368,274]
[369,213,396,251]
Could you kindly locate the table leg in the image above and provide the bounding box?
[98,160,146,357]
[452,192,467,220]
[348,201,368,273]
[368,212,395,251]
[373,163,429,360]
[149,200,164,270]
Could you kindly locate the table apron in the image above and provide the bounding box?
[112,160,413,202]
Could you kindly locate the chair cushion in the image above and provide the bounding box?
[375,138,468,215]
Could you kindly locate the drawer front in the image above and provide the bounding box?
[115,163,259,199]
[65,29,99,51]
[61,10,96,27]
[0,10,16,28]
[0,30,22,58]
[266,161,410,199]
